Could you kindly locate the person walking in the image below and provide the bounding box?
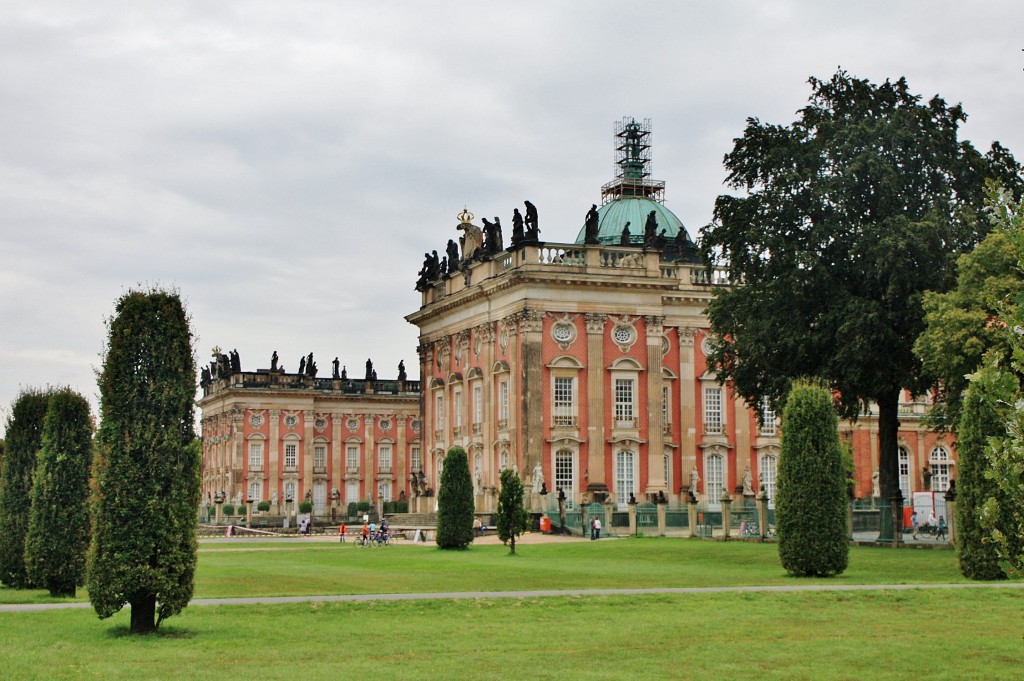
[339,522,347,543]
[910,510,919,540]
[593,516,602,540]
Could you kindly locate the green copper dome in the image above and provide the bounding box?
[573,196,689,246]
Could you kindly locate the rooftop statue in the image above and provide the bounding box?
[457,221,483,261]
[524,200,539,241]
[511,208,525,247]
[619,222,631,245]
[332,357,340,379]
[644,210,658,247]
[584,204,599,244]
[446,239,460,271]
[398,360,407,382]
[270,350,278,371]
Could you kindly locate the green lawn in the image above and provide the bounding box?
[1,538,1020,680]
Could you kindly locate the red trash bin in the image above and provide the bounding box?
[539,516,551,533]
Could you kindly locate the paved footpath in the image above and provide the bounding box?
[4,581,1022,612]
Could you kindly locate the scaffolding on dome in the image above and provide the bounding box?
[600,116,666,205]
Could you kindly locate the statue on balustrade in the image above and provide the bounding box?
[511,208,525,247]
[270,350,279,371]
[524,200,539,241]
[584,204,599,244]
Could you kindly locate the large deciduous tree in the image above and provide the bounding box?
[701,70,1022,502]
[25,388,94,597]
[435,446,475,549]
[87,289,200,633]
[496,467,529,555]
[776,380,848,577]
[0,388,52,588]
[915,183,1023,431]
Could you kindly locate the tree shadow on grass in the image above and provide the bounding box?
[104,625,195,640]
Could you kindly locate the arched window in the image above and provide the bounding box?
[615,449,636,510]
[759,454,777,509]
[898,447,911,501]
[929,446,953,492]
[705,453,725,507]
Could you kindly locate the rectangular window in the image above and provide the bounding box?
[248,442,263,472]
[346,445,359,470]
[898,448,911,502]
[411,446,421,473]
[553,376,576,426]
[704,387,723,434]
[760,454,778,510]
[555,450,575,510]
[379,444,392,471]
[453,389,463,430]
[284,442,297,469]
[345,480,359,504]
[614,378,635,426]
[247,481,262,503]
[760,396,776,436]
[313,444,326,472]
[498,380,509,425]
[499,449,510,471]
[313,481,326,515]
[379,482,392,503]
[662,385,671,433]
[435,393,445,432]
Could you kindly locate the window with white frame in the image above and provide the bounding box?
[499,448,509,471]
[248,441,263,472]
[898,447,911,501]
[614,377,636,427]
[313,444,326,472]
[313,481,326,515]
[472,383,482,431]
[760,454,778,509]
[705,453,724,507]
[760,396,776,436]
[285,481,296,502]
[929,446,952,492]
[662,385,671,432]
[345,480,359,504]
[498,380,509,425]
[553,376,577,426]
[704,387,723,434]
[453,388,463,431]
[379,443,392,471]
[411,446,422,473]
[663,451,671,491]
[284,442,298,470]
[615,449,636,510]
[555,449,575,510]
[346,444,359,470]
[435,392,445,432]
[379,482,392,503]
[247,480,262,503]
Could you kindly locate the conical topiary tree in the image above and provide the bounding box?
[87,288,200,633]
[496,467,529,554]
[776,379,849,577]
[435,446,475,549]
[0,388,52,588]
[25,388,93,597]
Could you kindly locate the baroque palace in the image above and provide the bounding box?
[198,118,955,520]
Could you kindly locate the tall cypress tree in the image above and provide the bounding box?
[0,388,51,588]
[496,467,528,554]
[25,388,93,597]
[435,446,475,549]
[776,380,849,577]
[87,289,199,633]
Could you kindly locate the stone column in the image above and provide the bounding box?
[269,409,280,505]
[519,309,544,482]
[756,488,769,541]
[645,316,666,493]
[656,502,667,537]
[628,501,637,536]
[721,490,733,539]
[688,497,698,538]
[678,328,697,500]
[585,314,607,492]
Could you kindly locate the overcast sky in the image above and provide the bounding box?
[1,1,1022,433]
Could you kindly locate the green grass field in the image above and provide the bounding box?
[1,538,1020,680]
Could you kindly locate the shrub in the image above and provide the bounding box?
[257,501,271,512]
[356,501,371,513]
[25,388,93,597]
[237,505,247,516]
[776,380,849,577]
[347,502,358,517]
[394,500,408,513]
[436,446,475,549]
[956,357,1022,579]
[298,500,313,514]
[222,504,235,516]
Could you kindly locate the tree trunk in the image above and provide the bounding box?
[876,391,901,501]
[509,536,516,555]
[130,594,158,634]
